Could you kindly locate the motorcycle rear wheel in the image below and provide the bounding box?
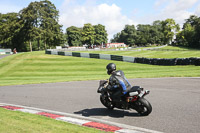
[134,98,152,116]
[100,95,114,110]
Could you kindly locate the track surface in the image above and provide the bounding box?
[0,54,10,59]
[0,78,199,133]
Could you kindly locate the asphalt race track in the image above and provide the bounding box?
[0,78,199,133]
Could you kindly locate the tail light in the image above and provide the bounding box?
[126,96,137,102]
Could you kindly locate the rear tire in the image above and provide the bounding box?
[135,98,152,116]
[100,95,114,110]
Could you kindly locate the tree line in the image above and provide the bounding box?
[66,23,108,47]
[0,0,200,52]
[0,0,64,52]
[111,16,200,49]
[176,15,200,48]
[0,0,108,51]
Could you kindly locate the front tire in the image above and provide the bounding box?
[135,98,152,116]
[100,95,114,110]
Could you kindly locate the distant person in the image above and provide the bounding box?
[13,48,17,54]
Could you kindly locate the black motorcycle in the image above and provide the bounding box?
[97,80,152,116]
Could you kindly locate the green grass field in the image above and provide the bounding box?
[0,108,105,133]
[0,46,199,132]
[0,46,200,86]
[79,46,200,58]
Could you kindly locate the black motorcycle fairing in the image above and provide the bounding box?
[97,80,108,93]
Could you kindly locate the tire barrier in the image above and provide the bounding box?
[111,55,123,61]
[89,53,100,59]
[134,57,200,66]
[72,52,81,57]
[195,58,200,66]
[58,51,65,56]
[45,50,200,66]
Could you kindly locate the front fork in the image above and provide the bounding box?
[104,92,112,102]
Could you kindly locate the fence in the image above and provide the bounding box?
[45,49,200,66]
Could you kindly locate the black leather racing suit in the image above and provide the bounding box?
[107,70,132,102]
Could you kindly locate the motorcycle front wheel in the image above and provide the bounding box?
[134,98,152,116]
[100,95,114,110]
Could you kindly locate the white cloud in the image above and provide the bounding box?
[59,0,136,40]
[163,0,197,12]
[195,4,200,16]
[154,0,198,24]
[154,0,170,9]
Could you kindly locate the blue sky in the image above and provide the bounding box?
[1,0,200,40]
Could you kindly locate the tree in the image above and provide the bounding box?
[81,23,95,46]
[161,19,180,45]
[19,0,63,51]
[66,26,82,46]
[186,15,200,48]
[0,0,64,51]
[183,23,195,47]
[121,25,137,46]
[185,15,199,27]
[110,23,165,46]
[0,13,23,50]
[193,18,200,48]
[136,24,151,45]
[110,25,137,46]
[151,20,164,44]
[19,1,40,52]
[111,32,121,43]
[176,15,200,48]
[93,24,108,45]
[39,0,64,49]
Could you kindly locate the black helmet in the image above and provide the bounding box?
[106,63,116,75]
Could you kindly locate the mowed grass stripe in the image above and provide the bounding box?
[0,50,200,86]
[79,46,200,58]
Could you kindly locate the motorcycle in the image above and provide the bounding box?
[97,80,152,116]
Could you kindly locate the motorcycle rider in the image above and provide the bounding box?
[106,63,132,104]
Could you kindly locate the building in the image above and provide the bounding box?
[105,43,126,48]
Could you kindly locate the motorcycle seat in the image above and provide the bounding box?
[128,86,141,92]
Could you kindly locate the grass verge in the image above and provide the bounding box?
[0,108,104,133]
[79,46,200,58]
[0,50,199,86]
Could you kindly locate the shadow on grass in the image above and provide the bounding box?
[74,108,142,118]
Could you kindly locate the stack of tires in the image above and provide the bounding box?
[134,57,200,66]
[194,58,200,66]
